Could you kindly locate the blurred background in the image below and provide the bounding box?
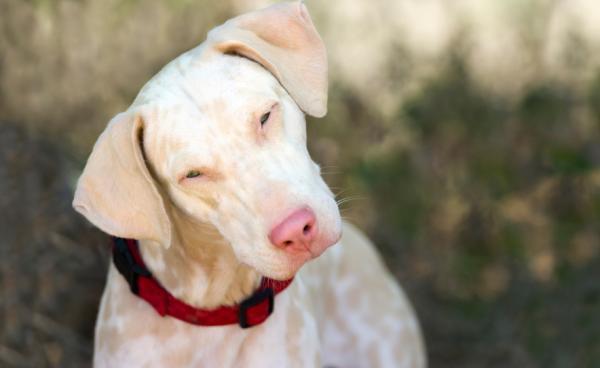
[1,0,599,366]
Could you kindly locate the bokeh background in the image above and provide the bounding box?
[1,0,599,366]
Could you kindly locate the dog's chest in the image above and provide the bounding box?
[94,266,321,368]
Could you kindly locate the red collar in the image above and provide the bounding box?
[112,237,293,328]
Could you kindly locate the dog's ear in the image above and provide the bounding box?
[73,111,171,248]
[207,1,327,117]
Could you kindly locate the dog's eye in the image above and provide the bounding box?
[185,170,203,179]
[260,111,271,126]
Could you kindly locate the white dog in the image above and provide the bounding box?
[73,2,425,367]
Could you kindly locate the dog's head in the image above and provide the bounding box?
[73,2,341,280]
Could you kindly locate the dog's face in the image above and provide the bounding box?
[73,2,340,280]
[143,55,341,279]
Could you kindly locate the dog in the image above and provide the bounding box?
[73,2,426,367]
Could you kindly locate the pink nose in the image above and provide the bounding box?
[269,208,318,251]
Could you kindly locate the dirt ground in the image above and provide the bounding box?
[1,120,598,367]
[1,0,599,367]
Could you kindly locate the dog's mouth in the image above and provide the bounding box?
[253,227,342,281]
[307,230,342,258]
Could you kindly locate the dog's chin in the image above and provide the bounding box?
[256,253,312,281]
[253,235,342,281]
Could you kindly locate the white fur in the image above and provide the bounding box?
[75,3,426,367]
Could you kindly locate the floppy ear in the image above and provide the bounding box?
[73,111,171,248]
[207,1,328,117]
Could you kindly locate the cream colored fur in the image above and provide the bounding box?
[73,2,426,367]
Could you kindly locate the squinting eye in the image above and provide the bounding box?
[260,111,271,126]
[185,170,203,179]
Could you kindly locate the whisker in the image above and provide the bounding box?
[340,215,359,223]
[319,165,339,170]
[333,189,350,198]
[336,196,366,206]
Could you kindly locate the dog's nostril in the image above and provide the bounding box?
[269,208,318,250]
[303,224,311,235]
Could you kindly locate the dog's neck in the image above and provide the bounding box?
[138,207,261,309]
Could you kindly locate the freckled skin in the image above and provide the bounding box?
[84,4,426,367]
[95,223,425,368]
[91,54,426,368]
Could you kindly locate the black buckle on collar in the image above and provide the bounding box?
[112,237,151,295]
[238,287,274,329]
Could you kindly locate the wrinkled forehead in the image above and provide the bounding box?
[161,54,282,121]
[189,55,283,107]
[142,55,283,167]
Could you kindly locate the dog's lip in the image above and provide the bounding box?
[260,252,311,281]
[308,229,341,257]
[332,229,343,244]
[255,229,342,280]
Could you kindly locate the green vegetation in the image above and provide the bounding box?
[2,0,599,366]
[312,48,600,367]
